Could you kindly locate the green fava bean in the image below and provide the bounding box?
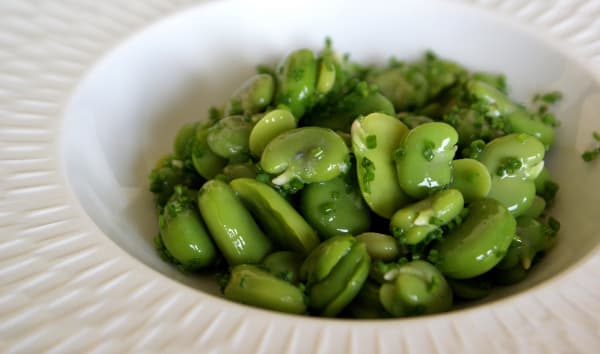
[450,159,491,202]
[506,110,555,148]
[467,80,555,147]
[225,74,275,116]
[207,115,253,160]
[191,124,227,180]
[320,253,370,317]
[486,178,536,217]
[230,178,320,255]
[534,167,559,206]
[249,109,297,158]
[445,108,502,148]
[369,260,403,284]
[351,112,411,218]
[521,196,546,218]
[160,186,217,270]
[197,180,273,265]
[397,113,434,129]
[260,127,350,185]
[315,56,336,96]
[431,198,516,279]
[304,82,396,132]
[367,67,428,110]
[496,216,557,271]
[446,276,492,300]
[479,133,545,216]
[262,251,304,283]
[300,235,355,285]
[395,122,458,199]
[301,236,371,316]
[221,162,257,181]
[149,155,202,207]
[390,189,464,245]
[490,265,528,286]
[224,264,307,314]
[299,175,371,239]
[479,134,545,180]
[174,121,199,159]
[275,49,317,119]
[347,280,390,318]
[379,260,453,317]
[466,79,516,116]
[355,232,400,262]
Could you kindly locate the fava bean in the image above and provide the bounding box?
[355,233,400,262]
[496,216,557,271]
[303,82,395,132]
[221,162,257,181]
[260,127,350,186]
[149,155,202,207]
[397,113,433,129]
[431,198,515,279]
[262,251,305,284]
[301,235,371,316]
[299,175,371,239]
[479,133,545,216]
[315,55,336,96]
[174,121,199,159]
[467,80,555,147]
[395,122,459,199]
[275,49,317,119]
[159,186,217,270]
[379,260,453,317]
[347,280,390,318]
[197,180,273,265]
[446,276,492,300]
[224,264,306,314]
[450,159,491,202]
[249,109,296,158]
[225,74,275,116]
[367,67,428,111]
[207,115,253,160]
[521,196,546,218]
[191,124,227,179]
[352,112,411,217]
[390,189,464,245]
[230,178,320,254]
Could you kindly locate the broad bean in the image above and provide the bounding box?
[224,264,306,314]
[230,178,320,254]
[379,260,453,317]
[390,189,464,245]
[431,198,515,279]
[260,127,350,186]
[299,175,371,239]
[395,122,458,199]
[450,158,491,202]
[352,112,411,217]
[249,109,296,157]
[355,233,400,262]
[301,235,371,316]
[225,74,275,116]
[275,49,317,119]
[479,133,545,216]
[207,115,253,160]
[159,186,217,270]
[197,180,273,265]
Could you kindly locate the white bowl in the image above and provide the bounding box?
[3,0,600,352]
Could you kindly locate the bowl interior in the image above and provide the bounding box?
[62,0,600,305]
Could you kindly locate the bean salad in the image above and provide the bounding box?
[149,40,561,318]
